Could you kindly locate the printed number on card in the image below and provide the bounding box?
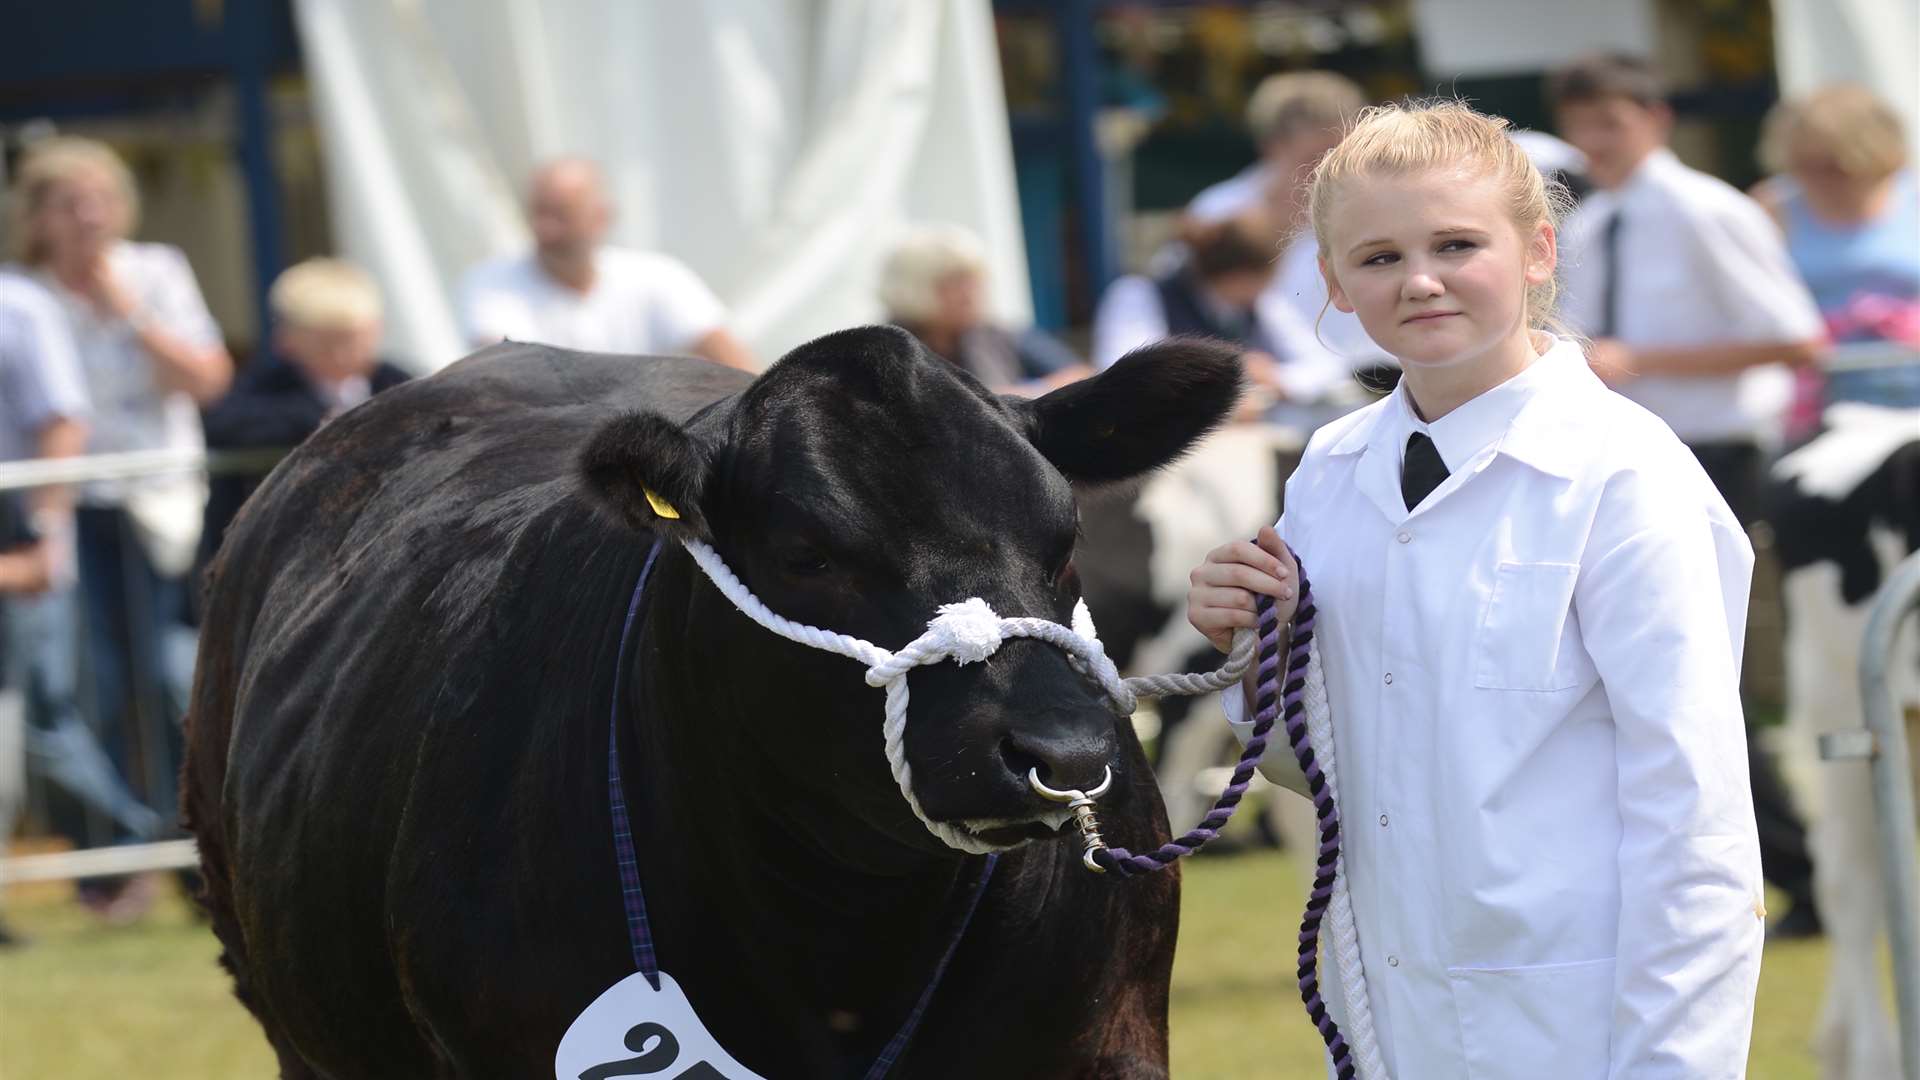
[556,971,769,1080]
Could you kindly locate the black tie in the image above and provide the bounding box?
[1596,209,1624,338]
[1403,432,1449,511]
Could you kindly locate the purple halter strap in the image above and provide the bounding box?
[605,537,997,1079]
[1085,560,1351,1078]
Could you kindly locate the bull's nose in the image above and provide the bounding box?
[998,729,1113,795]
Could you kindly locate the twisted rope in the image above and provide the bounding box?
[677,537,1381,1077]
[683,539,1258,853]
[1305,642,1385,1080]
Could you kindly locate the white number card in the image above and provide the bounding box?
[556,971,770,1080]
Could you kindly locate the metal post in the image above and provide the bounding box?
[1840,551,1920,1080]
[228,0,286,343]
[1056,0,1113,297]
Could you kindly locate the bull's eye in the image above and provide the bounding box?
[1054,557,1080,594]
[780,546,831,578]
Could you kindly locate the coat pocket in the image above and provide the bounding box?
[1447,956,1615,1079]
[1473,561,1582,692]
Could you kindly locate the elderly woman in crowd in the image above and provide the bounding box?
[1757,84,1920,416]
[879,224,1089,396]
[8,136,231,917]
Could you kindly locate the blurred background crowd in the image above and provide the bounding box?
[0,0,1914,1073]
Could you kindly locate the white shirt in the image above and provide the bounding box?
[1187,161,1274,224]
[1184,162,1407,376]
[34,243,220,506]
[0,271,90,463]
[1090,273,1352,401]
[458,246,727,355]
[1224,337,1764,1078]
[1561,148,1825,445]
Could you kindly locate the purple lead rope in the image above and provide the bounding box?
[605,537,997,1079]
[1086,558,1352,1079]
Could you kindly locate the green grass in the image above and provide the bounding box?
[1168,852,1830,1080]
[0,855,1839,1078]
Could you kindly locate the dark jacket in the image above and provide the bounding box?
[198,357,411,582]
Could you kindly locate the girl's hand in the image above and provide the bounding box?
[1186,525,1296,653]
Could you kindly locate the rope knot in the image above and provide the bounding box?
[926,598,1004,665]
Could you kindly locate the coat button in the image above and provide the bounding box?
[1387,955,1399,967]
[1379,813,1389,827]
[1384,672,1394,685]
[1396,531,1411,544]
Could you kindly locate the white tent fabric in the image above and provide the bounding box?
[292,0,1032,372]
[1772,0,1919,148]
[1411,0,1655,78]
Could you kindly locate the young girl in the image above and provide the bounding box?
[1187,102,1764,1078]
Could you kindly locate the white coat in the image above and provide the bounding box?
[1224,337,1765,1078]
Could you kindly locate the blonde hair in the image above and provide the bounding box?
[6,136,141,265]
[269,258,384,331]
[1761,84,1908,185]
[1246,71,1366,147]
[878,224,988,324]
[1307,100,1573,331]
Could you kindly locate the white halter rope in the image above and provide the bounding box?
[678,536,1384,1078]
[682,539,1251,853]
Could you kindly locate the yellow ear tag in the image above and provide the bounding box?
[643,488,681,520]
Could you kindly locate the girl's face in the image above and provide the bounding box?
[1319,168,1554,372]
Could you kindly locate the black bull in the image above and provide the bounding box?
[183,326,1245,1078]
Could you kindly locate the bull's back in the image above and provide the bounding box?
[183,345,747,1072]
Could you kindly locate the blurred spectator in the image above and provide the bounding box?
[200,258,411,571]
[1553,54,1826,509]
[458,157,755,370]
[1553,52,1828,938]
[1181,71,1392,380]
[0,490,30,945]
[1755,83,1919,416]
[10,136,231,917]
[879,224,1088,396]
[0,269,162,931]
[1188,71,1362,227]
[1511,129,1593,204]
[1094,211,1335,420]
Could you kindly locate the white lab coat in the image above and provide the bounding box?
[1224,337,1764,1078]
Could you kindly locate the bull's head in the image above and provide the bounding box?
[581,326,1240,861]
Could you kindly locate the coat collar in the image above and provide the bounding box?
[1325,338,1596,520]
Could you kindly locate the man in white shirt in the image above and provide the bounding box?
[458,158,755,370]
[1553,52,1829,938]
[1554,54,1826,513]
[0,274,92,939]
[1,272,165,937]
[1184,72,1393,380]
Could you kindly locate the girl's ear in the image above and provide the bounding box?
[1319,255,1355,314]
[1525,222,1558,286]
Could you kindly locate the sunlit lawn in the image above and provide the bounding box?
[0,851,1841,1078]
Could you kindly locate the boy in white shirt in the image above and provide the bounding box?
[458,158,755,371]
[1553,52,1828,938]
[1553,53,1826,512]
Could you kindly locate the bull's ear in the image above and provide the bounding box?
[580,411,715,542]
[1015,337,1243,485]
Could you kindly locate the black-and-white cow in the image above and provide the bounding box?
[1769,403,1920,1080]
